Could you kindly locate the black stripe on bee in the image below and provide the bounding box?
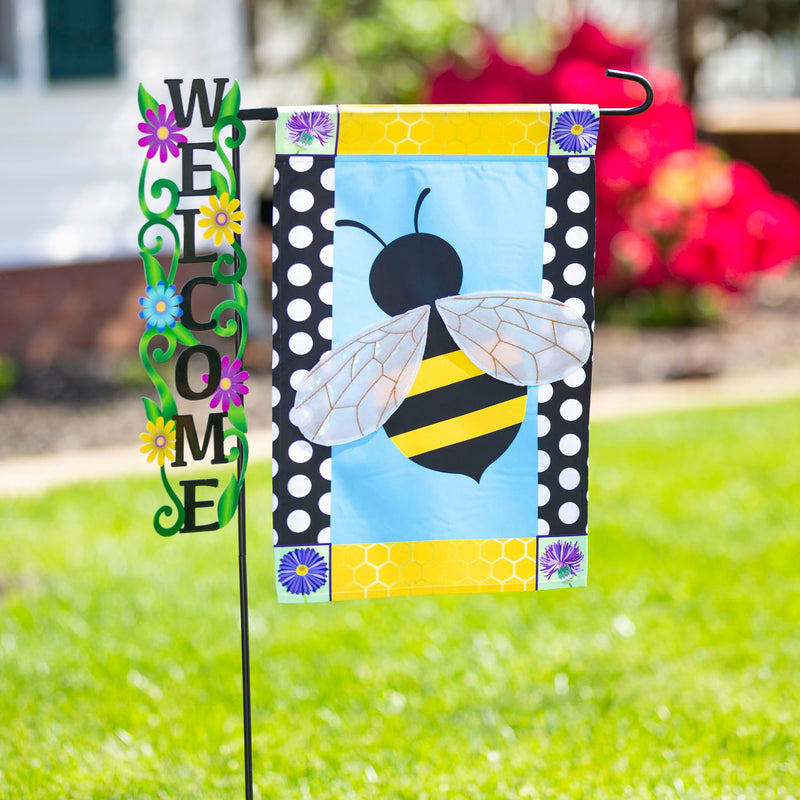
[406,426,525,482]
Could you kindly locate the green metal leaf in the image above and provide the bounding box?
[210,169,229,198]
[141,251,166,287]
[138,84,159,120]
[171,322,199,347]
[141,396,161,424]
[219,81,241,119]
[227,402,248,434]
[233,281,248,308]
[161,391,177,423]
[217,474,240,528]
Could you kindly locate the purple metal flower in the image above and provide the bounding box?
[138,104,187,162]
[278,548,328,595]
[552,108,599,153]
[285,110,335,149]
[203,355,249,413]
[540,539,585,580]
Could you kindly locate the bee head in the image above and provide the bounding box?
[336,188,463,316]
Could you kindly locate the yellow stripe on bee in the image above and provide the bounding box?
[405,350,484,397]
[390,395,527,458]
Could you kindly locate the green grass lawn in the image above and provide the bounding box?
[1,400,799,799]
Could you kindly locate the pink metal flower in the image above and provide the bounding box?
[138,104,187,162]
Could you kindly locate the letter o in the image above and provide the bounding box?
[175,344,221,400]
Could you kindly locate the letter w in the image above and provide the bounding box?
[164,78,228,127]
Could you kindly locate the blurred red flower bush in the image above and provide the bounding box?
[426,22,800,322]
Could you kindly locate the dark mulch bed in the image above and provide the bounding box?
[593,274,800,385]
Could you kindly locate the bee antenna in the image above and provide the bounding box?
[414,188,431,233]
[335,219,386,247]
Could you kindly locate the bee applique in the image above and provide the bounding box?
[289,188,591,482]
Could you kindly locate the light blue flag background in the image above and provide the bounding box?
[331,156,549,545]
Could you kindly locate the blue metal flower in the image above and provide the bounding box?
[540,539,585,580]
[278,548,328,595]
[552,109,599,153]
[139,281,183,333]
[138,281,183,332]
[286,110,335,149]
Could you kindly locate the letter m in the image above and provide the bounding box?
[164,78,229,127]
[171,413,228,466]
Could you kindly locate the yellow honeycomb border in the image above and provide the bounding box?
[331,538,538,600]
[337,105,551,156]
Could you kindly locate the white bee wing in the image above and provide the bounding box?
[289,305,430,445]
[435,291,590,386]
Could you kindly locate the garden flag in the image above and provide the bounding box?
[272,104,598,602]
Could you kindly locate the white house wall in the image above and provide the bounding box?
[0,0,252,271]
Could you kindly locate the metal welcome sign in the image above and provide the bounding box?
[137,78,249,536]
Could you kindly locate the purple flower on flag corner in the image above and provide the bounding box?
[285,110,335,149]
[540,539,585,581]
[138,103,187,162]
[139,281,183,331]
[204,355,249,413]
[278,548,328,595]
[552,108,599,154]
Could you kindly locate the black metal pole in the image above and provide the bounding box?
[232,126,254,800]
[236,71,654,122]
[237,459,253,800]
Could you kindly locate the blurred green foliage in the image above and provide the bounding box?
[261,0,478,102]
[712,0,800,36]
[597,285,726,328]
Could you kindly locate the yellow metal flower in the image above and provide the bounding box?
[139,416,176,467]
[198,191,245,246]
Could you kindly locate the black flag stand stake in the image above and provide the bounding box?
[231,66,653,800]
[231,126,254,800]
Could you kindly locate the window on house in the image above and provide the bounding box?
[45,0,117,80]
[0,0,15,78]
